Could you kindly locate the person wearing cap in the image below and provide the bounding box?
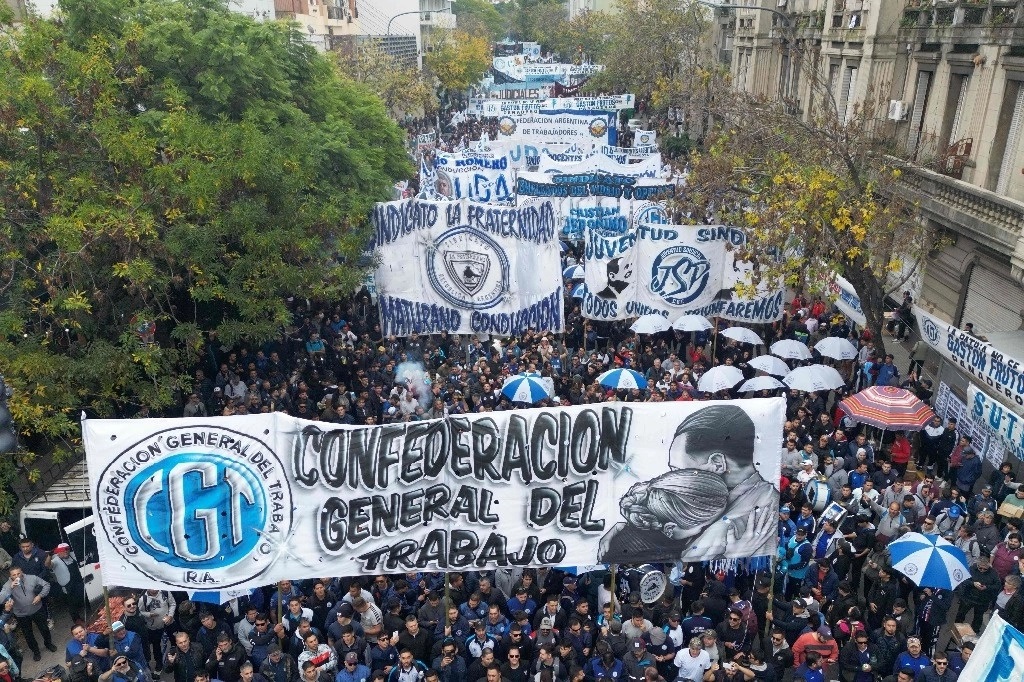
[955,552,1001,632]
[622,638,653,682]
[969,484,998,521]
[110,619,148,672]
[891,638,929,677]
[956,445,983,495]
[335,651,369,682]
[100,654,145,682]
[796,460,817,486]
[559,576,581,614]
[777,508,797,549]
[791,626,838,670]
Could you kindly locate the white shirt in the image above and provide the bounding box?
[673,649,710,682]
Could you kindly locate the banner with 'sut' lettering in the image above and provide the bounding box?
[916,307,1024,408]
[84,400,783,590]
[370,198,563,337]
[968,385,1024,463]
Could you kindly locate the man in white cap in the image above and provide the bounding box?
[52,543,87,624]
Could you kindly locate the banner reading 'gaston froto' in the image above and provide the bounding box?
[84,400,783,591]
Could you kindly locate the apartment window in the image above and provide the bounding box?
[838,64,859,122]
[991,79,1024,195]
[940,72,971,150]
[907,69,933,157]
[828,62,841,100]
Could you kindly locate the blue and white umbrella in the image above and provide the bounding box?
[570,283,587,298]
[563,265,585,280]
[887,531,971,590]
[597,368,648,391]
[501,373,552,403]
[559,240,570,253]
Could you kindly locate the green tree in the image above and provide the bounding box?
[0,0,409,506]
[451,0,506,43]
[425,28,492,93]
[506,0,567,47]
[336,39,438,120]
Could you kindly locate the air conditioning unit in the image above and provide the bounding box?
[888,100,908,121]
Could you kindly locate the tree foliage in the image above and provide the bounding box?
[451,0,506,43]
[588,0,708,106]
[504,0,567,47]
[425,28,492,93]
[336,40,437,120]
[0,0,409,497]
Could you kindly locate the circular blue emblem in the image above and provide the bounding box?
[96,425,292,589]
[427,227,510,310]
[124,453,266,569]
[650,245,712,306]
[922,317,940,346]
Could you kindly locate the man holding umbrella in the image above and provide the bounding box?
[954,553,1001,633]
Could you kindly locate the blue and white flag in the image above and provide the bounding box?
[418,158,440,200]
[959,612,1024,681]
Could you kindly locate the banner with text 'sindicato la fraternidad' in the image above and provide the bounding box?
[85,400,783,592]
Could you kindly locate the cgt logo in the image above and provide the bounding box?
[922,316,941,346]
[96,426,292,589]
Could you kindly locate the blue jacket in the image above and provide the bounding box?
[336,664,370,682]
[957,454,983,492]
[111,631,147,669]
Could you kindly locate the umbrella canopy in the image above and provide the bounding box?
[771,339,813,360]
[783,365,846,393]
[630,314,671,334]
[814,337,859,361]
[563,264,585,280]
[720,326,764,346]
[839,386,936,430]
[598,368,649,391]
[671,314,713,332]
[559,240,569,253]
[501,373,552,403]
[697,365,744,393]
[570,283,587,299]
[739,376,786,392]
[888,532,971,590]
[748,354,791,377]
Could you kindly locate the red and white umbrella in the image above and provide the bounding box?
[839,386,936,431]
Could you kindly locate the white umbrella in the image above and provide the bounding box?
[771,339,813,360]
[671,314,713,332]
[783,365,845,393]
[697,365,744,393]
[739,376,786,392]
[720,326,764,345]
[630,314,671,334]
[748,354,791,377]
[814,337,859,361]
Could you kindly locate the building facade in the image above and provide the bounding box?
[714,0,1024,461]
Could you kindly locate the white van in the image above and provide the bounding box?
[19,462,104,603]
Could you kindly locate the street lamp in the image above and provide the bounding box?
[385,5,453,35]
[692,0,792,28]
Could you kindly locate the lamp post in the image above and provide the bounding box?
[385,4,453,35]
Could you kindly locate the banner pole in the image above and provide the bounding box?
[103,586,111,631]
[766,555,778,636]
[609,564,617,615]
[444,572,451,613]
[276,583,282,625]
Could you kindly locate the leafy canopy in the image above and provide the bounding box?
[0,0,410,499]
[425,28,492,92]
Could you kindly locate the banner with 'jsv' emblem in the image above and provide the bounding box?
[370,198,563,337]
[84,401,783,591]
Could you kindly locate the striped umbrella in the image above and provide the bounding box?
[598,368,648,391]
[563,264,585,280]
[839,385,936,430]
[887,532,971,590]
[501,373,552,403]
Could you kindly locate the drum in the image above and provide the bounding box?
[807,478,831,513]
[618,564,668,604]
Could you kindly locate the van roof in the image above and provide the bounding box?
[24,462,91,509]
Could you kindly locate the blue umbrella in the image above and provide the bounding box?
[563,264,585,280]
[558,241,569,253]
[887,531,971,590]
[570,283,586,298]
[597,368,648,390]
[501,373,552,403]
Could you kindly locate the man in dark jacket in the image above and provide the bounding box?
[163,632,205,682]
[206,633,248,682]
[914,652,957,682]
[869,617,904,676]
[260,645,296,682]
[955,553,1002,632]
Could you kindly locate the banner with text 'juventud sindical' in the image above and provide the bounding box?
[84,400,783,591]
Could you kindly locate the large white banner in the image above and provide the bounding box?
[916,307,1024,407]
[515,172,675,201]
[84,400,783,590]
[968,385,1024,463]
[497,111,618,148]
[481,95,635,117]
[433,151,515,203]
[555,199,668,240]
[370,198,562,336]
[538,152,663,178]
[580,224,785,323]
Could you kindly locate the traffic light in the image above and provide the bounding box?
[0,377,17,455]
